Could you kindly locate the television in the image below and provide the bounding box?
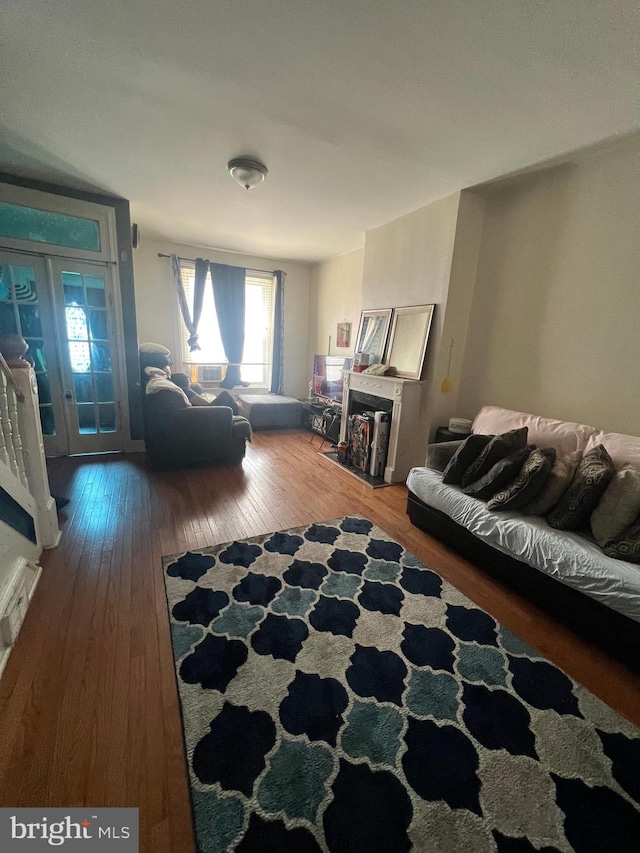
[313,355,352,403]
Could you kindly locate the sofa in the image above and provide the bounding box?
[406,406,640,671]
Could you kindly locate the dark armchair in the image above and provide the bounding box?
[143,390,251,470]
[139,347,251,470]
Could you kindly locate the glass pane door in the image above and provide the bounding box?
[0,252,68,456]
[48,259,123,454]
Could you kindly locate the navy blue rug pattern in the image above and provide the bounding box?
[163,517,640,853]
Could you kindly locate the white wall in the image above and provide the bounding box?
[133,238,311,398]
[362,194,461,312]
[307,248,364,366]
[362,194,462,449]
[429,190,486,433]
[308,192,483,467]
[457,135,640,436]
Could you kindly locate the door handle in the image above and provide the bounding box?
[65,392,73,401]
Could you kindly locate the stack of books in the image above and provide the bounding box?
[348,411,390,477]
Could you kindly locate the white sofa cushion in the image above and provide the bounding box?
[472,406,597,457]
[584,431,640,471]
[406,466,640,624]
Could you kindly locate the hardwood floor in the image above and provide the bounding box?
[1,429,639,852]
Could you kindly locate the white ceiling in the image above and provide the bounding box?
[1,1,639,263]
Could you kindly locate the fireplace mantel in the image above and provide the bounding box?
[340,371,425,483]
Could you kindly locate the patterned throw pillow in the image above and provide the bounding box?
[462,447,531,501]
[547,445,615,531]
[442,434,493,485]
[487,447,557,512]
[461,427,529,488]
[590,465,640,546]
[603,516,640,564]
[523,450,583,516]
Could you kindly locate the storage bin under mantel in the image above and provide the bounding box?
[340,371,424,483]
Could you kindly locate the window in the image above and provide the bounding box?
[0,261,56,435]
[0,202,101,252]
[0,184,115,262]
[179,262,275,386]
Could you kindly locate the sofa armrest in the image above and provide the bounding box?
[173,404,234,439]
[427,439,464,472]
[232,415,252,442]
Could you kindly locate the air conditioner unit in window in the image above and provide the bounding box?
[197,365,224,383]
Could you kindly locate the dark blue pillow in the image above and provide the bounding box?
[463,448,531,501]
[487,447,556,511]
[547,444,615,530]
[461,428,529,488]
[442,434,492,485]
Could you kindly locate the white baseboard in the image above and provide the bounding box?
[0,558,42,679]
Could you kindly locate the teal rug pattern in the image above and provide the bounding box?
[163,517,640,853]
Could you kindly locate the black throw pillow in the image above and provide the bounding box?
[547,444,615,531]
[442,433,493,485]
[603,517,640,564]
[487,447,557,511]
[462,447,531,501]
[461,427,529,488]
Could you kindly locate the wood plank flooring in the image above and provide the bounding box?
[1,430,639,852]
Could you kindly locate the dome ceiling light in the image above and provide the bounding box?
[227,157,268,190]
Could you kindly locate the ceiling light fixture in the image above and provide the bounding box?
[227,157,268,190]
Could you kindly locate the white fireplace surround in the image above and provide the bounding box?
[340,371,424,484]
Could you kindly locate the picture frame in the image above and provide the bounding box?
[385,304,435,379]
[354,309,392,365]
[336,322,351,348]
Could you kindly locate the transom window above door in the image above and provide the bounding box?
[0,202,101,253]
[0,184,115,263]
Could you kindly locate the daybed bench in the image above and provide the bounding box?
[406,406,640,671]
[237,394,303,430]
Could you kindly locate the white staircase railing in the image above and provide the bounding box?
[0,356,59,677]
[0,361,27,486]
[0,356,60,552]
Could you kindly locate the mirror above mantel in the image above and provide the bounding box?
[385,304,435,379]
[354,309,393,365]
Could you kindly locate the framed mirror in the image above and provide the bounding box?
[386,304,435,379]
[354,309,392,365]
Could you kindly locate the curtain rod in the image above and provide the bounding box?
[157,252,276,275]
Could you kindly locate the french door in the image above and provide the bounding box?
[47,258,123,454]
[0,251,125,455]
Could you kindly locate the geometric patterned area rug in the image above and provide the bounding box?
[162,517,640,853]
